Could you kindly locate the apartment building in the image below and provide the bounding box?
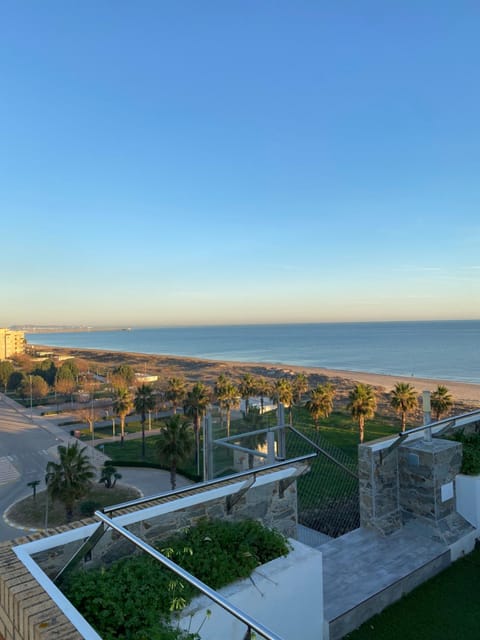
[0,328,25,360]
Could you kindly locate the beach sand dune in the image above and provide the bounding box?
[34,345,480,417]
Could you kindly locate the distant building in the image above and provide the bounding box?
[0,328,25,360]
[135,372,158,384]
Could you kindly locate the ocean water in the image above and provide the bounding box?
[26,320,480,384]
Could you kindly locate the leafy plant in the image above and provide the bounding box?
[451,431,480,475]
[62,518,290,640]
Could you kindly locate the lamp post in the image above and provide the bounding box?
[29,375,33,420]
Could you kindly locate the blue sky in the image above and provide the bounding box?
[1,1,479,327]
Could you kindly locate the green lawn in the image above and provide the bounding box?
[345,545,480,640]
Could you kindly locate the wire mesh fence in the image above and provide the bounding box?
[209,408,360,539]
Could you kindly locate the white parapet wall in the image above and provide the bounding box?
[456,474,480,530]
[178,538,324,640]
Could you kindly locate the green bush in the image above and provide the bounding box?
[451,431,480,475]
[79,500,103,517]
[62,518,290,640]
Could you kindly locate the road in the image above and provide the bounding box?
[0,394,192,543]
[0,394,65,541]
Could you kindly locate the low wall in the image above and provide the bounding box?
[179,539,324,640]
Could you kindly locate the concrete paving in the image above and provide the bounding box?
[0,393,192,541]
[303,524,452,640]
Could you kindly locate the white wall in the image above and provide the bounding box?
[179,539,324,640]
[456,474,480,529]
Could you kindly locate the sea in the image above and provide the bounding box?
[26,320,480,384]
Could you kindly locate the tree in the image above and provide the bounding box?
[32,359,57,386]
[7,370,25,392]
[239,374,257,416]
[431,385,453,421]
[184,382,211,474]
[165,377,187,414]
[271,378,294,423]
[99,461,122,488]
[55,374,77,403]
[347,383,377,443]
[214,374,240,437]
[0,361,14,393]
[20,375,49,401]
[256,377,272,414]
[59,359,79,380]
[156,414,194,489]
[76,407,101,438]
[112,364,136,388]
[292,373,309,406]
[306,383,335,428]
[134,384,155,460]
[45,442,95,521]
[113,387,133,445]
[390,382,418,432]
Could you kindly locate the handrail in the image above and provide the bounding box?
[103,453,316,513]
[94,511,285,640]
[398,408,480,438]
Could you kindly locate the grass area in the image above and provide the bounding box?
[100,406,401,518]
[101,437,200,481]
[345,545,480,640]
[75,419,164,440]
[7,484,141,528]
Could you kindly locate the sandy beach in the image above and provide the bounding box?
[35,345,480,415]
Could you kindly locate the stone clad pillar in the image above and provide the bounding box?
[358,443,402,535]
[399,438,462,524]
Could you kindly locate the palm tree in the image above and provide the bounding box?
[214,375,240,437]
[256,377,272,414]
[99,461,122,488]
[292,373,309,406]
[431,385,453,421]
[134,384,155,459]
[347,383,377,444]
[113,387,133,445]
[156,415,195,489]
[239,374,257,416]
[271,378,294,423]
[165,377,187,414]
[306,383,335,428]
[45,442,95,521]
[184,382,211,475]
[390,382,418,432]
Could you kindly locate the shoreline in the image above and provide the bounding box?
[32,344,480,406]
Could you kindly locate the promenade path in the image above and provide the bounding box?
[0,393,192,542]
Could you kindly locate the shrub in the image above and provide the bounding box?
[79,500,102,517]
[451,431,480,475]
[62,518,290,640]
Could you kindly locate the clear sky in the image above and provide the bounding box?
[1,1,479,327]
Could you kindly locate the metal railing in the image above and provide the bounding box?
[103,453,316,514]
[398,407,480,439]
[94,510,286,640]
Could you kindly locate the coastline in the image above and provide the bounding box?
[33,344,480,407]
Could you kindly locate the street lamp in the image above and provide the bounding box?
[29,375,33,420]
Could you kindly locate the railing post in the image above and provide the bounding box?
[422,390,432,442]
[277,402,286,460]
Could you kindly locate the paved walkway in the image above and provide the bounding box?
[0,393,192,541]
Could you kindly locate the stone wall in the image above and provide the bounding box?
[34,472,298,578]
[359,435,469,540]
[399,439,462,523]
[358,443,402,535]
[0,533,83,640]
